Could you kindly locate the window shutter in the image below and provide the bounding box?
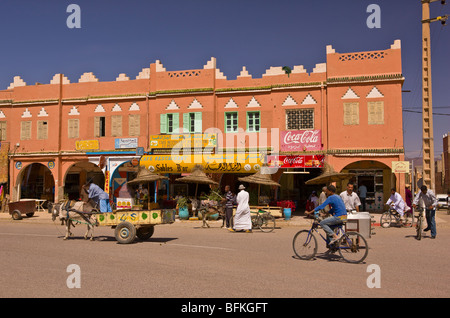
[37,121,48,140]
[21,121,31,140]
[160,114,167,134]
[183,113,190,133]
[129,115,140,136]
[68,119,79,138]
[172,113,179,134]
[194,112,202,133]
[111,115,122,137]
[0,122,6,141]
[94,117,100,137]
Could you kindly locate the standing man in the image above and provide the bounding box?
[340,183,361,213]
[405,185,413,211]
[413,185,438,239]
[318,186,330,218]
[222,185,235,229]
[358,183,367,211]
[229,185,252,233]
[82,181,112,213]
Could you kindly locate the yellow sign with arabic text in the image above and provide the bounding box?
[140,153,264,174]
[392,161,410,173]
[149,134,216,149]
[76,140,99,151]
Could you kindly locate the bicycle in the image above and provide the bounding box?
[292,216,369,264]
[380,205,414,228]
[415,206,424,240]
[230,208,276,232]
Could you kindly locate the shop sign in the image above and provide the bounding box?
[149,134,217,149]
[140,153,264,173]
[47,161,55,169]
[104,170,110,194]
[267,155,325,168]
[76,140,99,151]
[392,161,410,173]
[115,138,138,149]
[281,130,322,152]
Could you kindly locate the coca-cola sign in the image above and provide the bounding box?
[267,155,324,168]
[281,130,322,152]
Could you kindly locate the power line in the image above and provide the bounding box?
[403,109,450,116]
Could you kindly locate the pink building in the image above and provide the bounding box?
[0,40,405,211]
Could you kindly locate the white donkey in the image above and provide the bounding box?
[49,200,99,241]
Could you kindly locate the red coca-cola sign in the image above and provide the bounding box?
[281,130,322,152]
[267,155,324,168]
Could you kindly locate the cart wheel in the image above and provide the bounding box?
[136,226,155,240]
[114,221,136,244]
[12,210,22,220]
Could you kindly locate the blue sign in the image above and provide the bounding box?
[115,138,138,149]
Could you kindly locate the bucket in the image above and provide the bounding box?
[284,208,292,220]
[178,207,189,220]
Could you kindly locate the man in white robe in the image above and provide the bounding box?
[230,185,252,232]
[386,188,409,218]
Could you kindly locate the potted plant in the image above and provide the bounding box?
[177,197,189,220]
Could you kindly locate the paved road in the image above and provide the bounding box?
[0,211,449,298]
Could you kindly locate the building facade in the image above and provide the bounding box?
[0,40,405,211]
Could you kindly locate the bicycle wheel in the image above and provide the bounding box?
[403,211,414,227]
[380,212,392,228]
[293,230,317,260]
[259,213,275,232]
[338,231,368,264]
[416,216,422,240]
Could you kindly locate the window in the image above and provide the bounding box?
[94,116,106,137]
[343,103,359,125]
[183,112,202,133]
[68,119,79,139]
[37,121,48,140]
[160,113,179,134]
[286,109,314,130]
[367,101,384,125]
[20,121,32,140]
[247,111,260,133]
[225,112,238,133]
[0,121,6,141]
[129,115,140,136]
[111,115,122,137]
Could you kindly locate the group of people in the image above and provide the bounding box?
[305,183,439,243]
[223,184,252,233]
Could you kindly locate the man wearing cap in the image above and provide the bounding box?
[82,182,112,213]
[229,184,252,233]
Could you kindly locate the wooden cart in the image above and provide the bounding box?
[9,199,36,220]
[96,208,175,244]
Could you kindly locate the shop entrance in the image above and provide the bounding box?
[18,163,55,202]
[64,161,105,200]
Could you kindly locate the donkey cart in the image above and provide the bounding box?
[96,209,176,244]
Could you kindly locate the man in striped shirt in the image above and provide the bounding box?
[413,185,438,239]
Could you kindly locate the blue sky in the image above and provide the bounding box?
[0,0,448,158]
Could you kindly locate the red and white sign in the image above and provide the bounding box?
[267,155,325,168]
[281,130,322,152]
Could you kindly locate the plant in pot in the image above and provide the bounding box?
[177,197,189,220]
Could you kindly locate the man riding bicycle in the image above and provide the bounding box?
[386,188,410,221]
[305,184,347,245]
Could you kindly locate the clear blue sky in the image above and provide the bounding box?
[0,0,448,158]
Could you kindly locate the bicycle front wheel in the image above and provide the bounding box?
[338,232,369,264]
[403,211,414,227]
[259,214,275,232]
[293,230,317,260]
[416,216,422,240]
[380,212,392,228]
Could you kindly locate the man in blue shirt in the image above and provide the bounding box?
[305,184,347,244]
[82,182,112,213]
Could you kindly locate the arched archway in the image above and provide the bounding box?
[341,160,393,212]
[16,163,55,202]
[64,161,104,200]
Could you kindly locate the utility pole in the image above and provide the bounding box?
[421,0,448,191]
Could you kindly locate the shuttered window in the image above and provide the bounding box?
[68,119,79,138]
[0,121,6,141]
[111,115,122,137]
[37,121,48,140]
[160,113,179,134]
[367,101,384,125]
[246,111,260,133]
[183,112,202,133]
[343,102,359,125]
[94,116,106,137]
[129,115,140,136]
[20,121,32,140]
